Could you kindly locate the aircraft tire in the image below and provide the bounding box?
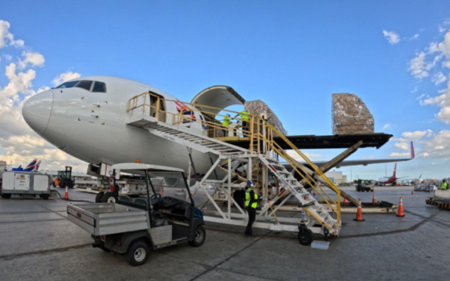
[101,192,117,203]
[95,192,104,203]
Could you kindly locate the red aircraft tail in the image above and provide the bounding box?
[393,163,397,178]
[410,141,415,159]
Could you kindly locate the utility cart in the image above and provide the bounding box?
[356,179,374,192]
[67,163,205,266]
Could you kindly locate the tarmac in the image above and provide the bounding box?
[0,185,449,281]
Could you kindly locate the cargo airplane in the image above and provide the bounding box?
[22,76,414,179]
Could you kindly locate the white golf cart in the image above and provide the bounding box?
[67,163,206,266]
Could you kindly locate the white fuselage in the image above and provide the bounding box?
[22,76,216,174]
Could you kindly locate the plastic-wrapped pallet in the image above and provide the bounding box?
[332,93,374,135]
[244,100,287,136]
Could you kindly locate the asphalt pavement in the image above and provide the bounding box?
[0,186,449,281]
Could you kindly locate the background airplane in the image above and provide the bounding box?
[11,159,40,172]
[375,163,407,186]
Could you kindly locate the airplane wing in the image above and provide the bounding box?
[287,141,415,168]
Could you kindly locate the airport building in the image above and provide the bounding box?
[325,170,347,185]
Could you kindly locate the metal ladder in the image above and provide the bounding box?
[257,156,337,231]
[127,116,247,155]
[127,116,339,233]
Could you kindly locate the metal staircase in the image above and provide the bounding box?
[126,92,341,238]
[127,115,247,155]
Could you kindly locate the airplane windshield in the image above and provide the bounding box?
[56,81,80,88]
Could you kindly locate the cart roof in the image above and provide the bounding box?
[111,163,184,173]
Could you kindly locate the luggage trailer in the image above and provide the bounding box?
[67,163,206,266]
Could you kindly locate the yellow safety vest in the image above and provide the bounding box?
[245,188,258,209]
[223,116,230,126]
[239,111,249,122]
[441,182,448,190]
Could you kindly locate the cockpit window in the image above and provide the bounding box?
[75,80,93,91]
[56,81,79,88]
[92,81,106,93]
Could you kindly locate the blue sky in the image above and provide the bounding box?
[1,1,450,179]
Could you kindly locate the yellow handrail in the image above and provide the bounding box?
[127,92,341,230]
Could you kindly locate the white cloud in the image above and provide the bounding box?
[416,93,425,100]
[18,52,45,69]
[0,20,86,172]
[2,54,12,61]
[286,150,324,162]
[433,72,447,85]
[391,137,408,142]
[429,42,440,53]
[419,130,450,160]
[52,71,81,86]
[420,78,450,123]
[388,152,410,157]
[394,142,409,150]
[382,123,392,130]
[409,52,431,79]
[0,20,24,48]
[382,30,400,44]
[411,34,419,40]
[401,130,432,140]
[437,30,450,61]
[438,20,450,33]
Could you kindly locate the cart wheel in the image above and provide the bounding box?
[95,192,104,203]
[101,192,117,203]
[1,194,11,199]
[298,227,314,246]
[124,240,149,266]
[40,194,50,200]
[189,225,206,247]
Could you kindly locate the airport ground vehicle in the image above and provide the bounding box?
[356,179,374,192]
[426,189,450,210]
[67,163,205,266]
[1,171,52,199]
[57,166,74,189]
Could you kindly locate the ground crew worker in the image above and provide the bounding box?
[234,110,250,132]
[244,180,258,236]
[440,179,448,190]
[222,114,231,137]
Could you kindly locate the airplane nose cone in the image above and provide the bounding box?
[22,90,54,136]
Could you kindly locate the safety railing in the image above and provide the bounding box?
[127,92,341,230]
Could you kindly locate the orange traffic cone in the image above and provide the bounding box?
[159,187,163,196]
[313,191,316,196]
[343,197,347,203]
[411,190,414,195]
[372,192,376,204]
[64,186,69,200]
[396,196,405,217]
[354,198,364,221]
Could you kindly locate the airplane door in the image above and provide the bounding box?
[149,93,166,123]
